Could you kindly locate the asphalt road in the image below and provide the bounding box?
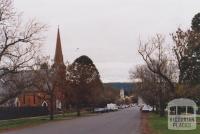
[2,107,141,134]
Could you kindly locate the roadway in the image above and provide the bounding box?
[2,107,141,134]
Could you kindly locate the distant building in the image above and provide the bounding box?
[120,89,125,99]
[138,97,145,106]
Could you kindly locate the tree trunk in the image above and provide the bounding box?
[91,104,95,113]
[155,105,159,113]
[159,93,165,117]
[50,93,54,120]
[77,105,81,116]
[152,105,155,112]
[159,102,165,117]
[62,101,66,117]
[152,101,155,112]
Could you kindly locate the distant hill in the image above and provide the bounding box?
[103,82,135,95]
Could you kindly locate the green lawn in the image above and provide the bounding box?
[0,112,91,132]
[149,113,200,134]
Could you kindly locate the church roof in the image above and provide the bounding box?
[54,28,64,65]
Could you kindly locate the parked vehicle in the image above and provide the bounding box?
[107,103,118,111]
[118,104,129,109]
[132,103,137,107]
[94,108,106,113]
[94,103,119,113]
[118,105,124,109]
[141,105,153,112]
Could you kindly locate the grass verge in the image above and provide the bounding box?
[0,111,92,132]
[149,113,200,134]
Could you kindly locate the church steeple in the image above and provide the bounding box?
[54,28,64,65]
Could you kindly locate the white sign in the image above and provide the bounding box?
[167,98,197,130]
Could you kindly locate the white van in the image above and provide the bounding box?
[107,103,118,111]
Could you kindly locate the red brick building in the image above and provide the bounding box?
[15,28,66,110]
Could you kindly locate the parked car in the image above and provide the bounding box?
[119,104,129,109]
[107,103,118,111]
[118,105,124,109]
[141,105,153,112]
[94,108,106,113]
[132,103,137,107]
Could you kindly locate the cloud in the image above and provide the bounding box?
[14,0,200,82]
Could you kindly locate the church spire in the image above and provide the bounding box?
[54,27,64,65]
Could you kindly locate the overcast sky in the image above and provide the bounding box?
[14,0,200,82]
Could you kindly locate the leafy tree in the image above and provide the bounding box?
[181,31,200,84]
[102,85,120,105]
[170,13,200,104]
[172,13,200,85]
[192,12,200,32]
[66,55,103,116]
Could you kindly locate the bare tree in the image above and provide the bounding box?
[130,65,158,110]
[0,0,46,104]
[36,64,56,120]
[34,68,52,120]
[35,58,66,120]
[0,70,36,105]
[130,65,174,113]
[139,34,176,92]
[138,34,176,116]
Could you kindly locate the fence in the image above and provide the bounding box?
[0,107,49,120]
